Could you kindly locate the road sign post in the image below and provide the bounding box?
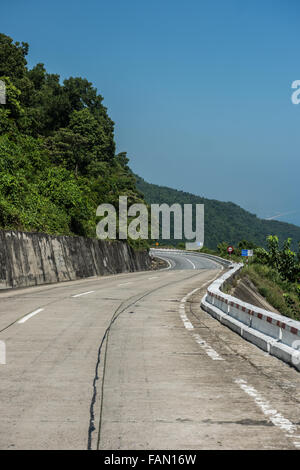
[241,249,253,265]
[227,246,233,257]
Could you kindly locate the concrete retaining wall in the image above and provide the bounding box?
[0,230,151,289]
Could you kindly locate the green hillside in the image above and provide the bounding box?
[0,33,146,248]
[135,175,300,250]
[1,32,298,253]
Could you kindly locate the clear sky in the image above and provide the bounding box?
[2,0,300,225]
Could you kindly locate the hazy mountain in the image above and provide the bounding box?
[135,175,300,250]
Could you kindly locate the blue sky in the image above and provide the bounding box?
[2,0,300,225]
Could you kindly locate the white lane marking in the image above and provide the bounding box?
[202,277,219,287]
[118,282,132,286]
[154,256,173,271]
[182,287,200,301]
[18,308,44,324]
[234,378,300,447]
[179,305,194,330]
[179,287,224,360]
[165,258,173,270]
[193,333,224,360]
[184,257,196,269]
[148,276,159,280]
[72,290,95,298]
[293,439,300,449]
[179,288,199,330]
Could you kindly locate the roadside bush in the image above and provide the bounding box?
[241,263,300,320]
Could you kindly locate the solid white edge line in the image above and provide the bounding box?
[179,285,224,360]
[193,333,224,360]
[18,308,44,324]
[234,378,299,447]
[184,257,196,269]
[152,255,173,271]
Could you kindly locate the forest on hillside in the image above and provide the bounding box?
[135,175,300,251]
[0,33,145,244]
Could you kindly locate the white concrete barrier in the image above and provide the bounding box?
[201,262,300,372]
[151,248,300,370]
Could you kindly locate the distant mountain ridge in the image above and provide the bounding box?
[135,175,300,250]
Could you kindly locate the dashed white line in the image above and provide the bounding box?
[153,255,173,271]
[179,287,224,360]
[179,306,194,330]
[18,308,44,324]
[179,269,300,448]
[193,333,224,360]
[234,378,300,447]
[182,287,200,301]
[202,277,221,287]
[148,276,159,280]
[72,290,95,298]
[179,288,199,330]
[118,282,132,286]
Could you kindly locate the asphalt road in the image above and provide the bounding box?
[0,250,300,450]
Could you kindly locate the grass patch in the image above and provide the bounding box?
[240,263,300,321]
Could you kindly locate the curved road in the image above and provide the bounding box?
[150,249,223,271]
[0,250,300,450]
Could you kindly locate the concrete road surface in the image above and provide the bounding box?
[0,250,300,450]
